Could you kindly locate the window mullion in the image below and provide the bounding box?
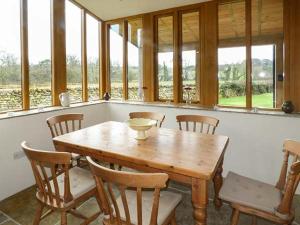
[81,10,88,102]
[246,0,252,109]
[173,12,180,104]
[123,20,128,100]
[20,0,30,110]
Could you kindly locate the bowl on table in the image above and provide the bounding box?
[127,118,157,140]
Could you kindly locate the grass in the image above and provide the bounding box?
[219,93,274,108]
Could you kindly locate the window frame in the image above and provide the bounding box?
[106,16,144,101]
[217,0,284,110]
[0,0,103,114]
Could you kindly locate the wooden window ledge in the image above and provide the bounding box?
[1,100,300,121]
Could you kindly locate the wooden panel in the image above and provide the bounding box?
[50,0,67,106]
[100,22,107,97]
[81,10,88,102]
[21,0,29,110]
[200,1,218,107]
[246,0,252,108]
[173,12,180,103]
[123,21,128,100]
[105,23,111,94]
[284,0,300,111]
[219,0,283,40]
[142,14,155,101]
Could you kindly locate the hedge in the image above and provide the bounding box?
[219,82,273,98]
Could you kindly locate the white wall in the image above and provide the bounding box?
[0,103,108,201]
[1,101,300,201]
[107,103,300,193]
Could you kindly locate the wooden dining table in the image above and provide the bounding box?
[53,121,229,225]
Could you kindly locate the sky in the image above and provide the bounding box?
[0,1,273,67]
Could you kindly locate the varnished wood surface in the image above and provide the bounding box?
[53,121,229,180]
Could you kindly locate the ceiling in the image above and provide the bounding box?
[74,0,208,21]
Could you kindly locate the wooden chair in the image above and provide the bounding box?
[47,113,84,166]
[129,112,166,128]
[220,139,300,225]
[22,142,101,225]
[87,156,182,225]
[176,115,219,134]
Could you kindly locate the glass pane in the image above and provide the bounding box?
[251,0,283,108]
[66,0,82,103]
[128,19,143,101]
[86,14,100,101]
[109,23,123,99]
[28,0,52,108]
[157,16,173,101]
[0,0,22,112]
[218,1,246,107]
[181,12,200,103]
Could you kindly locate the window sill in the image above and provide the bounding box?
[107,100,300,118]
[0,100,299,121]
[0,100,105,121]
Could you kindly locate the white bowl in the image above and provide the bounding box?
[127,118,157,140]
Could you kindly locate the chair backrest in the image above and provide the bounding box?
[276,140,300,217]
[22,141,73,208]
[176,115,219,134]
[87,157,169,225]
[129,112,165,128]
[46,113,83,138]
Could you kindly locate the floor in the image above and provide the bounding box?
[0,181,299,225]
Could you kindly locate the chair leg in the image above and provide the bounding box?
[170,215,177,225]
[252,216,257,225]
[230,209,240,225]
[109,163,115,170]
[61,211,67,225]
[33,202,44,225]
[77,158,81,167]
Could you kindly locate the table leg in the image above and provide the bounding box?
[213,157,224,209]
[192,178,208,225]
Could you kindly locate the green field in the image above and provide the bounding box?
[219,93,273,108]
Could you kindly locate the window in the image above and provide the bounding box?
[218,0,284,109]
[0,0,22,112]
[181,11,200,103]
[251,0,283,108]
[127,19,143,101]
[218,47,247,107]
[156,16,174,101]
[28,0,52,108]
[86,14,100,101]
[218,1,246,107]
[251,45,275,108]
[66,0,82,103]
[109,23,124,99]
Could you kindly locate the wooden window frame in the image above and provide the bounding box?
[1,0,103,114]
[217,0,284,110]
[154,13,176,102]
[106,16,144,101]
[127,18,144,101]
[178,9,202,104]
[154,7,204,104]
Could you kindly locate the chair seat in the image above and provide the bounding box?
[115,190,182,225]
[50,167,95,199]
[219,172,282,214]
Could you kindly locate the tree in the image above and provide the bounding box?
[160,62,169,81]
[0,51,21,85]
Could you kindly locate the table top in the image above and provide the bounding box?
[53,121,229,180]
